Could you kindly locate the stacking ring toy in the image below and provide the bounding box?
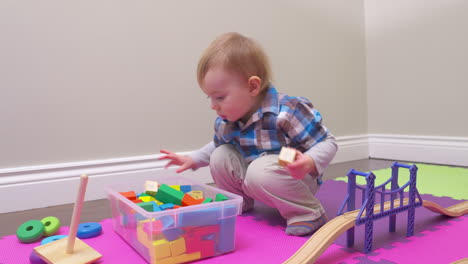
[29,250,46,264]
[16,220,45,243]
[41,216,61,237]
[77,222,102,239]
[40,234,67,245]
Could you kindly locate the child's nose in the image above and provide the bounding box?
[210,100,219,110]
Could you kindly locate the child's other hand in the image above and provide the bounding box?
[159,149,195,173]
[286,150,318,180]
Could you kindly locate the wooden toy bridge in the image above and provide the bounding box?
[283,162,468,264]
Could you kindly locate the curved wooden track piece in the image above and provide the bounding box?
[283,200,468,264]
[423,200,468,217]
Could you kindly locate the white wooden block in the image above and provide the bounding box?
[278,147,296,166]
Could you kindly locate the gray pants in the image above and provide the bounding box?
[210,144,325,225]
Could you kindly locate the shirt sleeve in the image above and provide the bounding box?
[186,141,216,170]
[304,133,338,176]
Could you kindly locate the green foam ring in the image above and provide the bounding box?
[41,216,61,237]
[16,220,45,243]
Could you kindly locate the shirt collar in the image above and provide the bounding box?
[250,86,280,122]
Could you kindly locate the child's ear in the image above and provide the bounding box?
[248,76,262,96]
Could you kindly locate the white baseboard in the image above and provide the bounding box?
[332,135,369,164]
[0,152,212,214]
[369,134,468,167]
[3,133,466,213]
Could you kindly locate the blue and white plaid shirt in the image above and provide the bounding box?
[213,87,330,163]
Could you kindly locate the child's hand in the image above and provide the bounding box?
[286,150,318,180]
[159,149,195,173]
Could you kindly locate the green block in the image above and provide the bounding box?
[155,184,185,206]
[136,202,154,212]
[202,197,213,203]
[215,193,228,202]
[145,191,157,197]
[139,192,151,198]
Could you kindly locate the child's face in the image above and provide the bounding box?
[200,67,261,123]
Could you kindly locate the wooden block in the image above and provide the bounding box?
[150,238,171,260]
[200,239,215,258]
[188,191,204,200]
[145,181,159,193]
[190,225,220,237]
[170,237,186,256]
[155,257,176,264]
[215,193,228,202]
[180,185,192,193]
[137,222,151,248]
[202,197,213,204]
[278,147,296,166]
[184,235,201,253]
[137,202,155,212]
[140,196,156,203]
[182,193,203,206]
[34,237,102,264]
[155,184,185,205]
[119,191,137,201]
[178,208,221,227]
[173,252,201,263]
[169,185,181,191]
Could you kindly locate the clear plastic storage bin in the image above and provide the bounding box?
[106,171,242,264]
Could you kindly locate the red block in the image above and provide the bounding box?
[132,199,143,203]
[200,240,215,258]
[119,191,137,200]
[143,220,163,235]
[184,235,201,253]
[190,225,220,237]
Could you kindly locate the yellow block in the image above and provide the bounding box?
[140,196,156,202]
[189,191,204,200]
[169,185,181,191]
[154,257,176,264]
[170,237,186,256]
[150,238,171,260]
[137,222,151,248]
[154,199,163,205]
[140,196,157,203]
[173,252,201,263]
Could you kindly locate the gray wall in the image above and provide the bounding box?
[0,1,367,168]
[365,1,468,136]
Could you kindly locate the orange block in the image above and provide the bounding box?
[120,191,137,200]
[182,194,203,206]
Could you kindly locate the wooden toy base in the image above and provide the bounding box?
[34,237,102,264]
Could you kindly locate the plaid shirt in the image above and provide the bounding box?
[213,87,330,163]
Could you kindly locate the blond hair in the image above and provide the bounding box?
[197,32,272,91]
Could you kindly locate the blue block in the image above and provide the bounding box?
[151,201,162,212]
[222,205,238,217]
[217,217,236,253]
[158,215,175,228]
[135,212,147,221]
[180,185,192,193]
[178,207,221,227]
[160,203,175,210]
[162,227,184,241]
[122,214,137,228]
